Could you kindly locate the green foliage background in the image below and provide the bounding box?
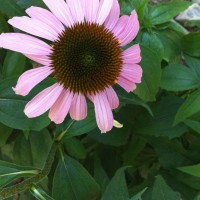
[0,0,200,199]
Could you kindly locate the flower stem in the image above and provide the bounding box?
[0,142,57,199]
[55,120,75,142]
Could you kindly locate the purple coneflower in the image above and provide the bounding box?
[0,0,142,133]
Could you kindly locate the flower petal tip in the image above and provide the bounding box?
[12,87,27,96]
[24,108,31,118]
[101,131,107,134]
[49,117,64,124]
[100,126,112,134]
[131,10,137,16]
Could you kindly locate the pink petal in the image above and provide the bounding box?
[105,87,119,109]
[94,92,114,133]
[118,10,139,46]
[24,83,63,118]
[104,0,120,31]
[118,76,137,93]
[13,66,53,96]
[0,33,52,55]
[83,0,99,23]
[8,16,59,41]
[26,6,65,35]
[112,15,129,38]
[66,0,84,23]
[120,64,142,83]
[122,44,141,64]
[49,89,73,124]
[96,0,113,25]
[24,54,51,66]
[70,93,87,120]
[87,93,94,103]
[43,0,74,27]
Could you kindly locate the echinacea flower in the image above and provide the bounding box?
[0,0,142,133]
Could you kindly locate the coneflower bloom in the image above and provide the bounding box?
[0,0,142,133]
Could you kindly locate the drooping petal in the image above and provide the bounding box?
[49,89,73,124]
[112,15,129,38]
[13,66,53,96]
[118,10,139,46]
[122,44,141,64]
[66,0,84,23]
[24,83,63,118]
[82,0,99,23]
[120,64,142,83]
[94,92,114,133]
[118,76,137,93]
[104,0,120,31]
[0,33,52,55]
[43,0,74,27]
[24,54,51,66]
[105,87,119,109]
[96,0,113,25]
[26,6,65,35]
[8,16,59,41]
[70,93,87,120]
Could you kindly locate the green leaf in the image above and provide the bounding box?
[184,119,200,134]
[184,54,200,77]
[88,107,131,146]
[132,0,149,24]
[122,135,146,166]
[52,155,100,200]
[19,191,35,200]
[182,33,200,57]
[138,31,164,58]
[89,126,130,147]
[13,129,52,168]
[186,20,200,29]
[0,123,12,147]
[2,51,26,78]
[0,160,37,188]
[16,0,46,9]
[134,45,161,102]
[135,96,188,138]
[146,136,192,168]
[115,86,153,116]
[149,2,192,25]
[165,20,188,35]
[59,105,96,139]
[94,156,110,193]
[194,192,200,200]
[0,13,11,33]
[156,30,182,62]
[30,186,55,200]
[0,0,25,16]
[101,167,129,200]
[64,137,87,160]
[130,188,147,200]
[161,64,199,91]
[175,89,200,124]
[161,173,197,200]
[152,175,181,200]
[178,164,200,178]
[0,77,51,130]
[119,0,135,15]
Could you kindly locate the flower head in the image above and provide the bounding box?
[0,0,142,133]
